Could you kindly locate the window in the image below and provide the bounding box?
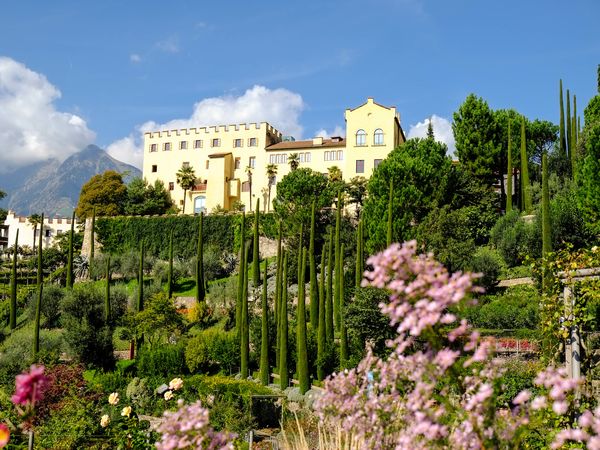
[249,137,257,147]
[374,159,383,168]
[194,140,203,149]
[206,160,210,169]
[45,229,51,237]
[356,160,364,173]
[337,150,344,161]
[169,182,175,191]
[356,129,366,146]
[299,152,311,163]
[180,141,188,150]
[212,138,220,147]
[164,142,172,151]
[235,157,241,169]
[270,153,288,164]
[151,165,158,173]
[150,143,157,152]
[324,150,343,161]
[234,138,242,148]
[183,162,190,168]
[242,181,250,192]
[374,129,384,146]
[249,156,256,169]
[194,196,206,214]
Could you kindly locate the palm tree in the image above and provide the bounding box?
[266,163,278,211]
[176,164,196,214]
[288,153,300,171]
[245,166,253,211]
[29,214,42,252]
[328,166,343,182]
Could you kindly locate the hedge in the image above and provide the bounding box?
[95,213,279,259]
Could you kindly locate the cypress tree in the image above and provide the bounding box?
[240,243,250,378]
[339,243,348,369]
[317,243,326,381]
[236,213,246,337]
[274,222,282,370]
[33,214,44,358]
[196,212,205,302]
[279,252,289,389]
[334,193,342,331]
[309,201,318,330]
[9,229,18,330]
[252,199,260,287]
[506,120,513,213]
[520,118,532,214]
[567,89,572,166]
[90,206,96,265]
[542,152,552,257]
[105,255,111,323]
[572,95,578,179]
[355,217,363,288]
[167,230,174,299]
[559,79,567,160]
[296,247,310,394]
[137,240,144,312]
[259,260,269,385]
[325,227,334,345]
[66,211,75,289]
[386,180,393,247]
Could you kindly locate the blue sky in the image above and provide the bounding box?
[0,0,599,169]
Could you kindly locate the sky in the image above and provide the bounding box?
[0,0,599,171]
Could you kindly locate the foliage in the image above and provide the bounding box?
[61,283,115,369]
[75,170,128,218]
[577,123,600,232]
[27,283,64,328]
[490,210,538,267]
[130,292,184,349]
[468,247,504,291]
[363,137,451,252]
[185,329,238,374]
[124,177,175,216]
[95,214,237,259]
[137,343,187,378]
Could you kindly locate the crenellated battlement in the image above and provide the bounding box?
[144,122,282,139]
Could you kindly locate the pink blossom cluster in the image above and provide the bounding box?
[315,241,581,449]
[12,365,48,406]
[155,400,235,450]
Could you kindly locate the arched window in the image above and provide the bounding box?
[374,129,384,145]
[194,196,206,214]
[356,129,366,146]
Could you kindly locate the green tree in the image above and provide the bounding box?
[560,79,567,161]
[252,199,260,286]
[288,153,300,171]
[334,194,342,331]
[363,138,451,253]
[66,211,75,289]
[520,118,533,214]
[240,242,250,378]
[196,212,205,302]
[124,178,175,216]
[167,230,174,299]
[176,164,196,215]
[33,214,44,358]
[506,120,513,213]
[9,229,19,330]
[273,168,335,234]
[266,163,278,211]
[259,260,269,385]
[308,201,318,330]
[453,94,500,186]
[339,243,348,369]
[326,227,334,345]
[296,247,310,394]
[132,292,184,349]
[279,252,289,389]
[236,214,246,337]
[29,214,42,252]
[542,153,552,258]
[105,255,111,323]
[317,243,327,381]
[75,170,128,218]
[347,176,368,218]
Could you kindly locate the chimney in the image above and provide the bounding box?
[312,137,323,146]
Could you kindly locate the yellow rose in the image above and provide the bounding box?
[169,378,184,391]
[164,390,174,400]
[100,414,110,428]
[121,406,132,417]
[108,392,119,405]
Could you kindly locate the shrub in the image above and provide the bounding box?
[495,359,544,408]
[468,247,505,291]
[137,343,187,378]
[490,210,538,267]
[185,330,238,374]
[27,283,64,328]
[126,377,153,411]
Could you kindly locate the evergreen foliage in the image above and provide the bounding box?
[560,79,567,160]
[542,153,552,257]
[339,243,348,369]
[137,240,144,312]
[167,230,174,299]
[279,252,289,389]
[196,212,205,302]
[105,255,111,323]
[9,229,18,330]
[296,247,310,394]
[90,207,96,264]
[259,260,269,385]
[33,213,44,358]
[334,194,342,331]
[317,243,327,381]
[386,180,393,247]
[66,210,75,289]
[236,213,245,338]
[75,170,127,218]
[520,118,533,213]
[309,201,318,330]
[240,243,250,378]
[252,199,260,286]
[506,120,513,213]
[175,164,196,214]
[326,227,334,345]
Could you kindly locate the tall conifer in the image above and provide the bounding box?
[520,118,532,213]
[33,214,44,358]
[334,194,342,331]
[296,247,310,394]
[506,121,513,213]
[240,243,250,378]
[559,79,567,160]
[259,260,269,385]
[386,180,393,247]
[339,243,348,369]
[105,255,111,323]
[9,229,18,330]
[325,227,334,344]
[274,222,282,370]
[279,252,289,389]
[317,243,326,381]
[66,211,75,289]
[196,212,205,302]
[167,230,174,299]
[138,240,144,312]
[236,213,246,337]
[252,199,260,286]
[567,89,572,164]
[309,201,318,330]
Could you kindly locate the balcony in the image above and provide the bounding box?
[191,182,207,192]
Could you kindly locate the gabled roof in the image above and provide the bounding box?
[266,137,346,151]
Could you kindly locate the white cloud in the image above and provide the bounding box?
[315,125,345,139]
[107,85,305,169]
[407,114,456,157]
[130,53,142,63]
[155,36,180,53]
[0,57,95,173]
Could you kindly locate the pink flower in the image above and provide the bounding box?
[11,365,48,406]
[0,423,9,448]
[512,390,531,405]
[553,401,568,415]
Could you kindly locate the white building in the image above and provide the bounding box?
[3,211,81,250]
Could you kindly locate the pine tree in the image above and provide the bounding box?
[325,227,334,345]
[138,240,144,312]
[236,213,246,337]
[334,193,342,331]
[240,242,250,378]
[33,214,44,358]
[520,118,533,214]
[559,79,567,160]
[252,199,260,287]
[105,255,111,323]
[167,230,174,299]
[66,211,75,289]
[542,152,552,257]
[427,117,434,140]
[9,229,18,330]
[387,180,393,247]
[196,212,205,302]
[339,243,348,369]
[309,201,318,330]
[506,120,513,213]
[296,247,310,394]
[317,243,327,381]
[259,260,269,385]
[279,251,289,389]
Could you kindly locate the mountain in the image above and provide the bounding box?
[0,145,141,217]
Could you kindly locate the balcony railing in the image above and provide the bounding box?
[192,183,207,192]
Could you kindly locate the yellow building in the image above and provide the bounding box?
[142,98,405,213]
